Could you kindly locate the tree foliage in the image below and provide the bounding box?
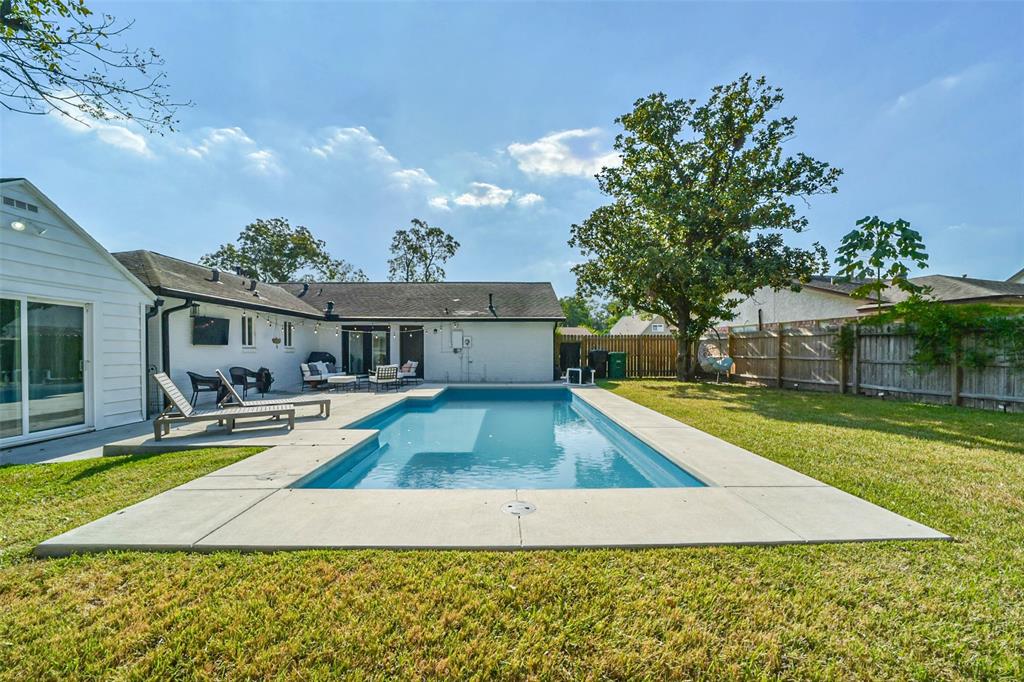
[867,299,1024,371]
[835,216,929,312]
[569,74,840,378]
[387,219,459,282]
[1,0,184,131]
[200,218,366,283]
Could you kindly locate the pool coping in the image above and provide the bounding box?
[34,384,951,556]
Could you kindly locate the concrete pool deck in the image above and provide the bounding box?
[35,384,949,556]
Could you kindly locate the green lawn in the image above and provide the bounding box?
[1,383,1022,680]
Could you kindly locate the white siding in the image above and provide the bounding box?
[322,320,556,383]
[729,286,863,329]
[0,182,153,440]
[149,297,328,410]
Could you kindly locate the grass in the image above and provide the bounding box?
[1,383,1022,679]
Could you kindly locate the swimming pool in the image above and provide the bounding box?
[297,387,705,489]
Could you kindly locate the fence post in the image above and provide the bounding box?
[775,330,784,387]
[850,326,860,395]
[726,329,735,376]
[837,326,848,394]
[950,353,962,407]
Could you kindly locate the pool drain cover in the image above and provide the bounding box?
[502,501,536,516]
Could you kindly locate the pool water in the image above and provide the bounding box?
[298,388,705,489]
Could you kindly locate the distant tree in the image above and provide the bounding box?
[1,0,185,131]
[200,218,366,282]
[570,75,840,379]
[387,219,459,282]
[835,216,929,313]
[559,295,596,329]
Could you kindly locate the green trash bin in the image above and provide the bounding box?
[608,352,627,379]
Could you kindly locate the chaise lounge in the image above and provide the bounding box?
[215,369,331,417]
[151,372,294,441]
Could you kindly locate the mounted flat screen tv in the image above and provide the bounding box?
[192,316,230,345]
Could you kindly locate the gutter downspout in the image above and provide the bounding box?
[160,298,193,406]
[144,299,164,418]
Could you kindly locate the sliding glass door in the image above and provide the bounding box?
[342,325,390,375]
[0,297,86,443]
[0,299,21,439]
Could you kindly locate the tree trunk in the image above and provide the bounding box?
[675,314,694,381]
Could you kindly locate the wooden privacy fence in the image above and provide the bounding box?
[557,328,1023,412]
[556,334,679,377]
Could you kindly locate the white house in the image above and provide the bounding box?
[727,277,867,330]
[727,274,1024,331]
[277,282,564,383]
[112,251,331,413]
[111,255,565,412]
[608,314,675,335]
[0,179,154,447]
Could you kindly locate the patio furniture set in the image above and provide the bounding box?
[300,360,421,393]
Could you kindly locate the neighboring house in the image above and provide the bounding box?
[279,281,564,383]
[113,251,328,414]
[727,274,1024,331]
[608,314,675,335]
[728,276,869,330]
[557,326,593,336]
[0,179,154,448]
[1009,267,1024,284]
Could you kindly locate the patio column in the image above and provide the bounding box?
[389,323,401,365]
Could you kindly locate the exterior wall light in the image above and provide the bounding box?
[10,220,26,231]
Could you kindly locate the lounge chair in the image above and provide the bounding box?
[151,372,294,441]
[368,364,400,392]
[215,369,331,417]
[398,361,421,385]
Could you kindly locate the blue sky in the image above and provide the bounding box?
[3,1,1022,294]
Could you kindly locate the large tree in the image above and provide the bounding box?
[570,75,841,379]
[387,219,459,282]
[200,218,366,282]
[1,0,184,131]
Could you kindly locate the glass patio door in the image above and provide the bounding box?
[0,297,86,442]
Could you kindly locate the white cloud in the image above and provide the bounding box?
[515,192,544,207]
[453,182,515,208]
[49,106,153,158]
[507,128,619,177]
[179,126,283,175]
[391,167,437,189]
[428,196,451,211]
[309,126,398,163]
[889,64,992,113]
[184,127,254,158]
[246,149,283,176]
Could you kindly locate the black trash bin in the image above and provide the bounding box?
[587,349,609,379]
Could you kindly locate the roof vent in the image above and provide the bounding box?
[249,279,258,291]
[301,282,309,295]
[234,266,243,276]
[210,267,220,283]
[325,301,335,315]
[488,293,497,316]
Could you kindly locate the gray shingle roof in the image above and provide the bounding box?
[802,275,877,297]
[276,281,564,321]
[113,250,324,318]
[871,275,1024,307]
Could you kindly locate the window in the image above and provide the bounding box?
[651,323,665,333]
[242,315,255,347]
[283,321,294,348]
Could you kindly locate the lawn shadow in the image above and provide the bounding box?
[634,380,1024,457]
[66,451,177,482]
